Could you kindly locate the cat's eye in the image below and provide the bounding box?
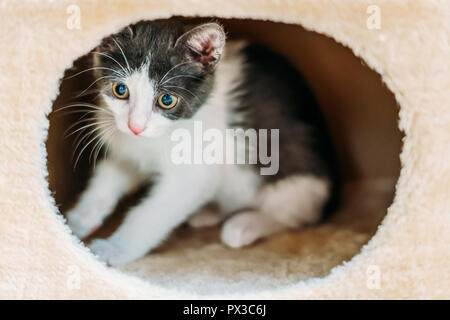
[112,82,129,99]
[157,94,178,109]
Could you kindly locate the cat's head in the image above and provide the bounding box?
[93,20,226,138]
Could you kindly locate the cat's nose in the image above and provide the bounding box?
[128,122,146,135]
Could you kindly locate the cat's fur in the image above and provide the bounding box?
[66,20,339,265]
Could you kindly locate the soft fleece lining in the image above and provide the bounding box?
[0,0,449,299]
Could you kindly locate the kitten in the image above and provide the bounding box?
[66,19,339,266]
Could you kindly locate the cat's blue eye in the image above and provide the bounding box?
[158,94,178,109]
[112,82,129,99]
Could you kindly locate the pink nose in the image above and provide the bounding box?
[128,122,146,135]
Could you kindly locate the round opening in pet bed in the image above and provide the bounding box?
[46,19,402,293]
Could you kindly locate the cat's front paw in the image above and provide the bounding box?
[188,209,223,228]
[221,212,264,248]
[89,239,133,266]
[66,210,101,239]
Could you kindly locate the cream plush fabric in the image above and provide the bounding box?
[0,0,449,299]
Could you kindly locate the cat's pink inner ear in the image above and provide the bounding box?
[181,23,226,67]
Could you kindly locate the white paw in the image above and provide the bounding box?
[221,212,267,248]
[89,239,133,266]
[66,210,101,239]
[188,210,223,228]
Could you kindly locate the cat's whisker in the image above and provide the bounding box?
[56,109,103,120]
[63,67,124,80]
[56,105,108,118]
[92,126,116,167]
[53,104,114,121]
[65,119,113,139]
[68,111,109,130]
[71,118,113,146]
[53,109,102,122]
[64,102,112,113]
[77,75,117,98]
[103,129,116,161]
[54,103,104,113]
[159,61,195,85]
[91,51,129,77]
[161,74,203,85]
[63,117,97,136]
[89,126,109,166]
[72,125,104,156]
[92,138,106,167]
[176,95,194,113]
[68,89,103,100]
[73,132,105,170]
[112,38,132,74]
[72,122,114,169]
[162,85,201,101]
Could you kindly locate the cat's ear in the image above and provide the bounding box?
[173,23,226,71]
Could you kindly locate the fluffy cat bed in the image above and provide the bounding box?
[0,0,449,299]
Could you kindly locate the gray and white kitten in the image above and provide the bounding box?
[66,20,338,265]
